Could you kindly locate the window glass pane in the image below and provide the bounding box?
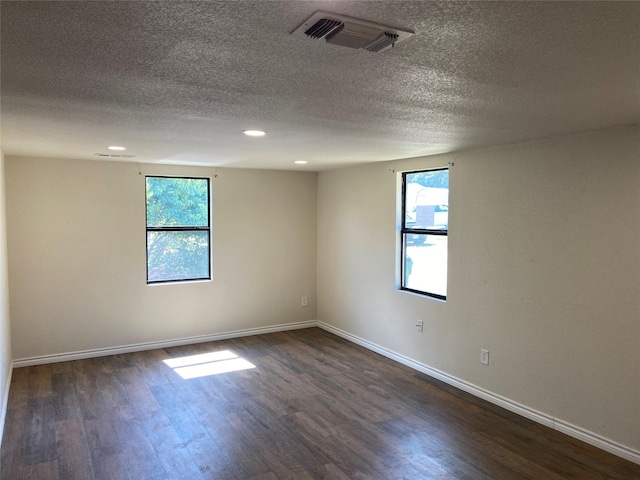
[405,170,448,230]
[146,177,209,227]
[403,234,447,297]
[147,230,210,283]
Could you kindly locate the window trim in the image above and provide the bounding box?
[145,175,212,285]
[400,167,448,300]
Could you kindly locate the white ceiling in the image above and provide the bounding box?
[1,1,639,171]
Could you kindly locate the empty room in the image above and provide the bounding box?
[1,1,639,479]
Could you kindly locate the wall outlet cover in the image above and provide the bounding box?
[481,349,489,365]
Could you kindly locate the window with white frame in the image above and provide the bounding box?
[401,168,448,299]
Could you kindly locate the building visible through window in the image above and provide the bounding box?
[401,168,448,299]
[146,176,211,284]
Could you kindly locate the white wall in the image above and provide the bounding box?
[0,149,13,441]
[317,126,640,454]
[6,158,317,359]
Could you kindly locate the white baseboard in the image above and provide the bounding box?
[317,321,640,466]
[13,320,318,368]
[0,363,13,447]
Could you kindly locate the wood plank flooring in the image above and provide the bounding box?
[2,327,639,479]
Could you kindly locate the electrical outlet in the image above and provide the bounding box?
[301,296,308,307]
[480,349,489,365]
[415,319,423,332]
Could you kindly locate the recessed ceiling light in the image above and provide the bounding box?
[107,145,126,151]
[294,160,308,165]
[243,130,266,137]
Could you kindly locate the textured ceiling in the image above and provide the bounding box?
[1,1,639,171]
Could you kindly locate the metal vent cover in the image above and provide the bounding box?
[364,32,399,53]
[305,18,342,39]
[292,11,413,53]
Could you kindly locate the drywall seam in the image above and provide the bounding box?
[13,320,318,367]
[317,321,640,466]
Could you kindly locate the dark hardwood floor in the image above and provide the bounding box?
[1,327,639,479]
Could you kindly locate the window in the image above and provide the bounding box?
[401,168,448,299]
[146,176,211,284]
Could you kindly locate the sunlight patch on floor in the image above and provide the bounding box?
[163,350,256,379]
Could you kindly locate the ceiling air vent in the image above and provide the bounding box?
[292,11,413,53]
[364,32,399,52]
[305,18,342,39]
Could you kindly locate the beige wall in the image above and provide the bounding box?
[4,126,640,456]
[317,125,640,452]
[6,158,317,359]
[0,149,13,437]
